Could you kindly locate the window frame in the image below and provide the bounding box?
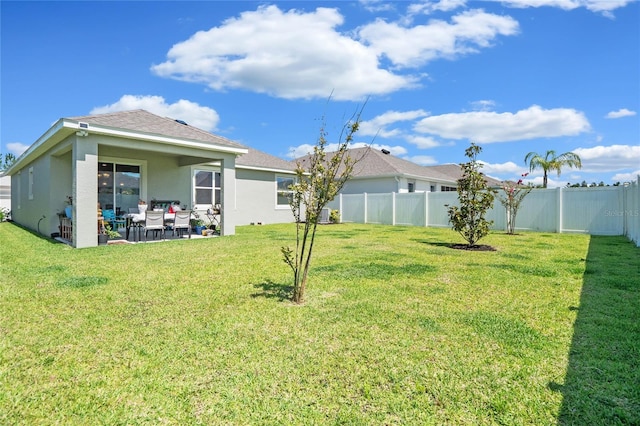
[275,174,296,209]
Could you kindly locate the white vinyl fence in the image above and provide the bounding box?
[330,177,640,246]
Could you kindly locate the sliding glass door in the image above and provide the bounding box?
[98,162,141,216]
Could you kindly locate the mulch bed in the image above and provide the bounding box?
[449,244,497,251]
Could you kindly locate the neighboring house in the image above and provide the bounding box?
[427,163,503,188]
[0,173,10,214]
[298,146,459,195]
[5,109,296,248]
[296,147,503,196]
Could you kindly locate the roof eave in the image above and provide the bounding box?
[65,119,248,155]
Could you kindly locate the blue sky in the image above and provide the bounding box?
[2,0,638,187]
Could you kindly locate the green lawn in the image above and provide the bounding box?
[1,222,638,425]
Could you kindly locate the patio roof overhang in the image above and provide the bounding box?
[5,118,248,175]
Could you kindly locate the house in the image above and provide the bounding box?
[297,146,459,195]
[5,109,296,248]
[427,163,503,188]
[296,146,503,196]
[0,172,10,214]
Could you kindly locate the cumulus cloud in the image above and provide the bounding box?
[413,105,590,143]
[152,5,415,101]
[359,109,430,137]
[408,0,468,16]
[573,145,640,171]
[357,9,519,68]
[404,135,443,149]
[7,142,30,156]
[404,154,438,165]
[90,95,220,131]
[151,5,520,101]
[500,0,633,15]
[478,160,526,175]
[612,170,640,182]
[605,108,637,119]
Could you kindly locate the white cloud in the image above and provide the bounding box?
[152,5,415,101]
[611,170,640,183]
[359,109,430,137]
[404,154,438,165]
[359,0,396,12]
[7,142,29,156]
[407,0,468,16]
[358,9,519,68]
[478,160,526,175]
[152,5,521,101]
[91,95,220,131]
[404,135,443,149]
[470,99,496,111]
[605,108,637,119]
[500,0,633,15]
[573,145,640,171]
[413,105,590,143]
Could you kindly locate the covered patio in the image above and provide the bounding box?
[7,110,248,248]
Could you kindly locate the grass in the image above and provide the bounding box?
[0,222,638,425]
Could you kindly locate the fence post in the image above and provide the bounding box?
[392,192,396,226]
[557,187,563,234]
[339,193,343,223]
[424,191,429,227]
[364,192,368,224]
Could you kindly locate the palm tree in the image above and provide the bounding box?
[524,150,582,188]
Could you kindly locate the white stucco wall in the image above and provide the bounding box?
[0,174,11,214]
[234,168,296,226]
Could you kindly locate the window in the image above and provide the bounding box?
[194,170,220,205]
[98,162,141,215]
[28,167,34,200]
[276,175,295,207]
[441,186,457,192]
[408,182,415,193]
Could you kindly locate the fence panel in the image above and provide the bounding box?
[367,193,393,225]
[562,187,623,235]
[427,192,457,227]
[341,194,365,223]
[335,179,640,245]
[395,193,426,226]
[625,180,640,245]
[514,189,558,232]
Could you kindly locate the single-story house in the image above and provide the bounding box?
[6,109,296,248]
[0,172,10,214]
[296,146,503,196]
[297,146,460,195]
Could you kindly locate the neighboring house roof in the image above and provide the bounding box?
[69,109,246,151]
[298,146,457,184]
[236,148,297,174]
[428,164,503,187]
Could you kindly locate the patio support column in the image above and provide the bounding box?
[219,156,236,236]
[72,135,98,248]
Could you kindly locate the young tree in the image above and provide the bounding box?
[524,150,582,188]
[281,108,364,304]
[498,173,533,235]
[446,143,496,248]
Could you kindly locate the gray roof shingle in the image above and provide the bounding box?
[68,109,246,150]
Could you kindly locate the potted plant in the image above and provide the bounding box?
[99,224,122,245]
[190,212,206,235]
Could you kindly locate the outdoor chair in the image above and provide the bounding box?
[172,210,192,239]
[143,210,165,242]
